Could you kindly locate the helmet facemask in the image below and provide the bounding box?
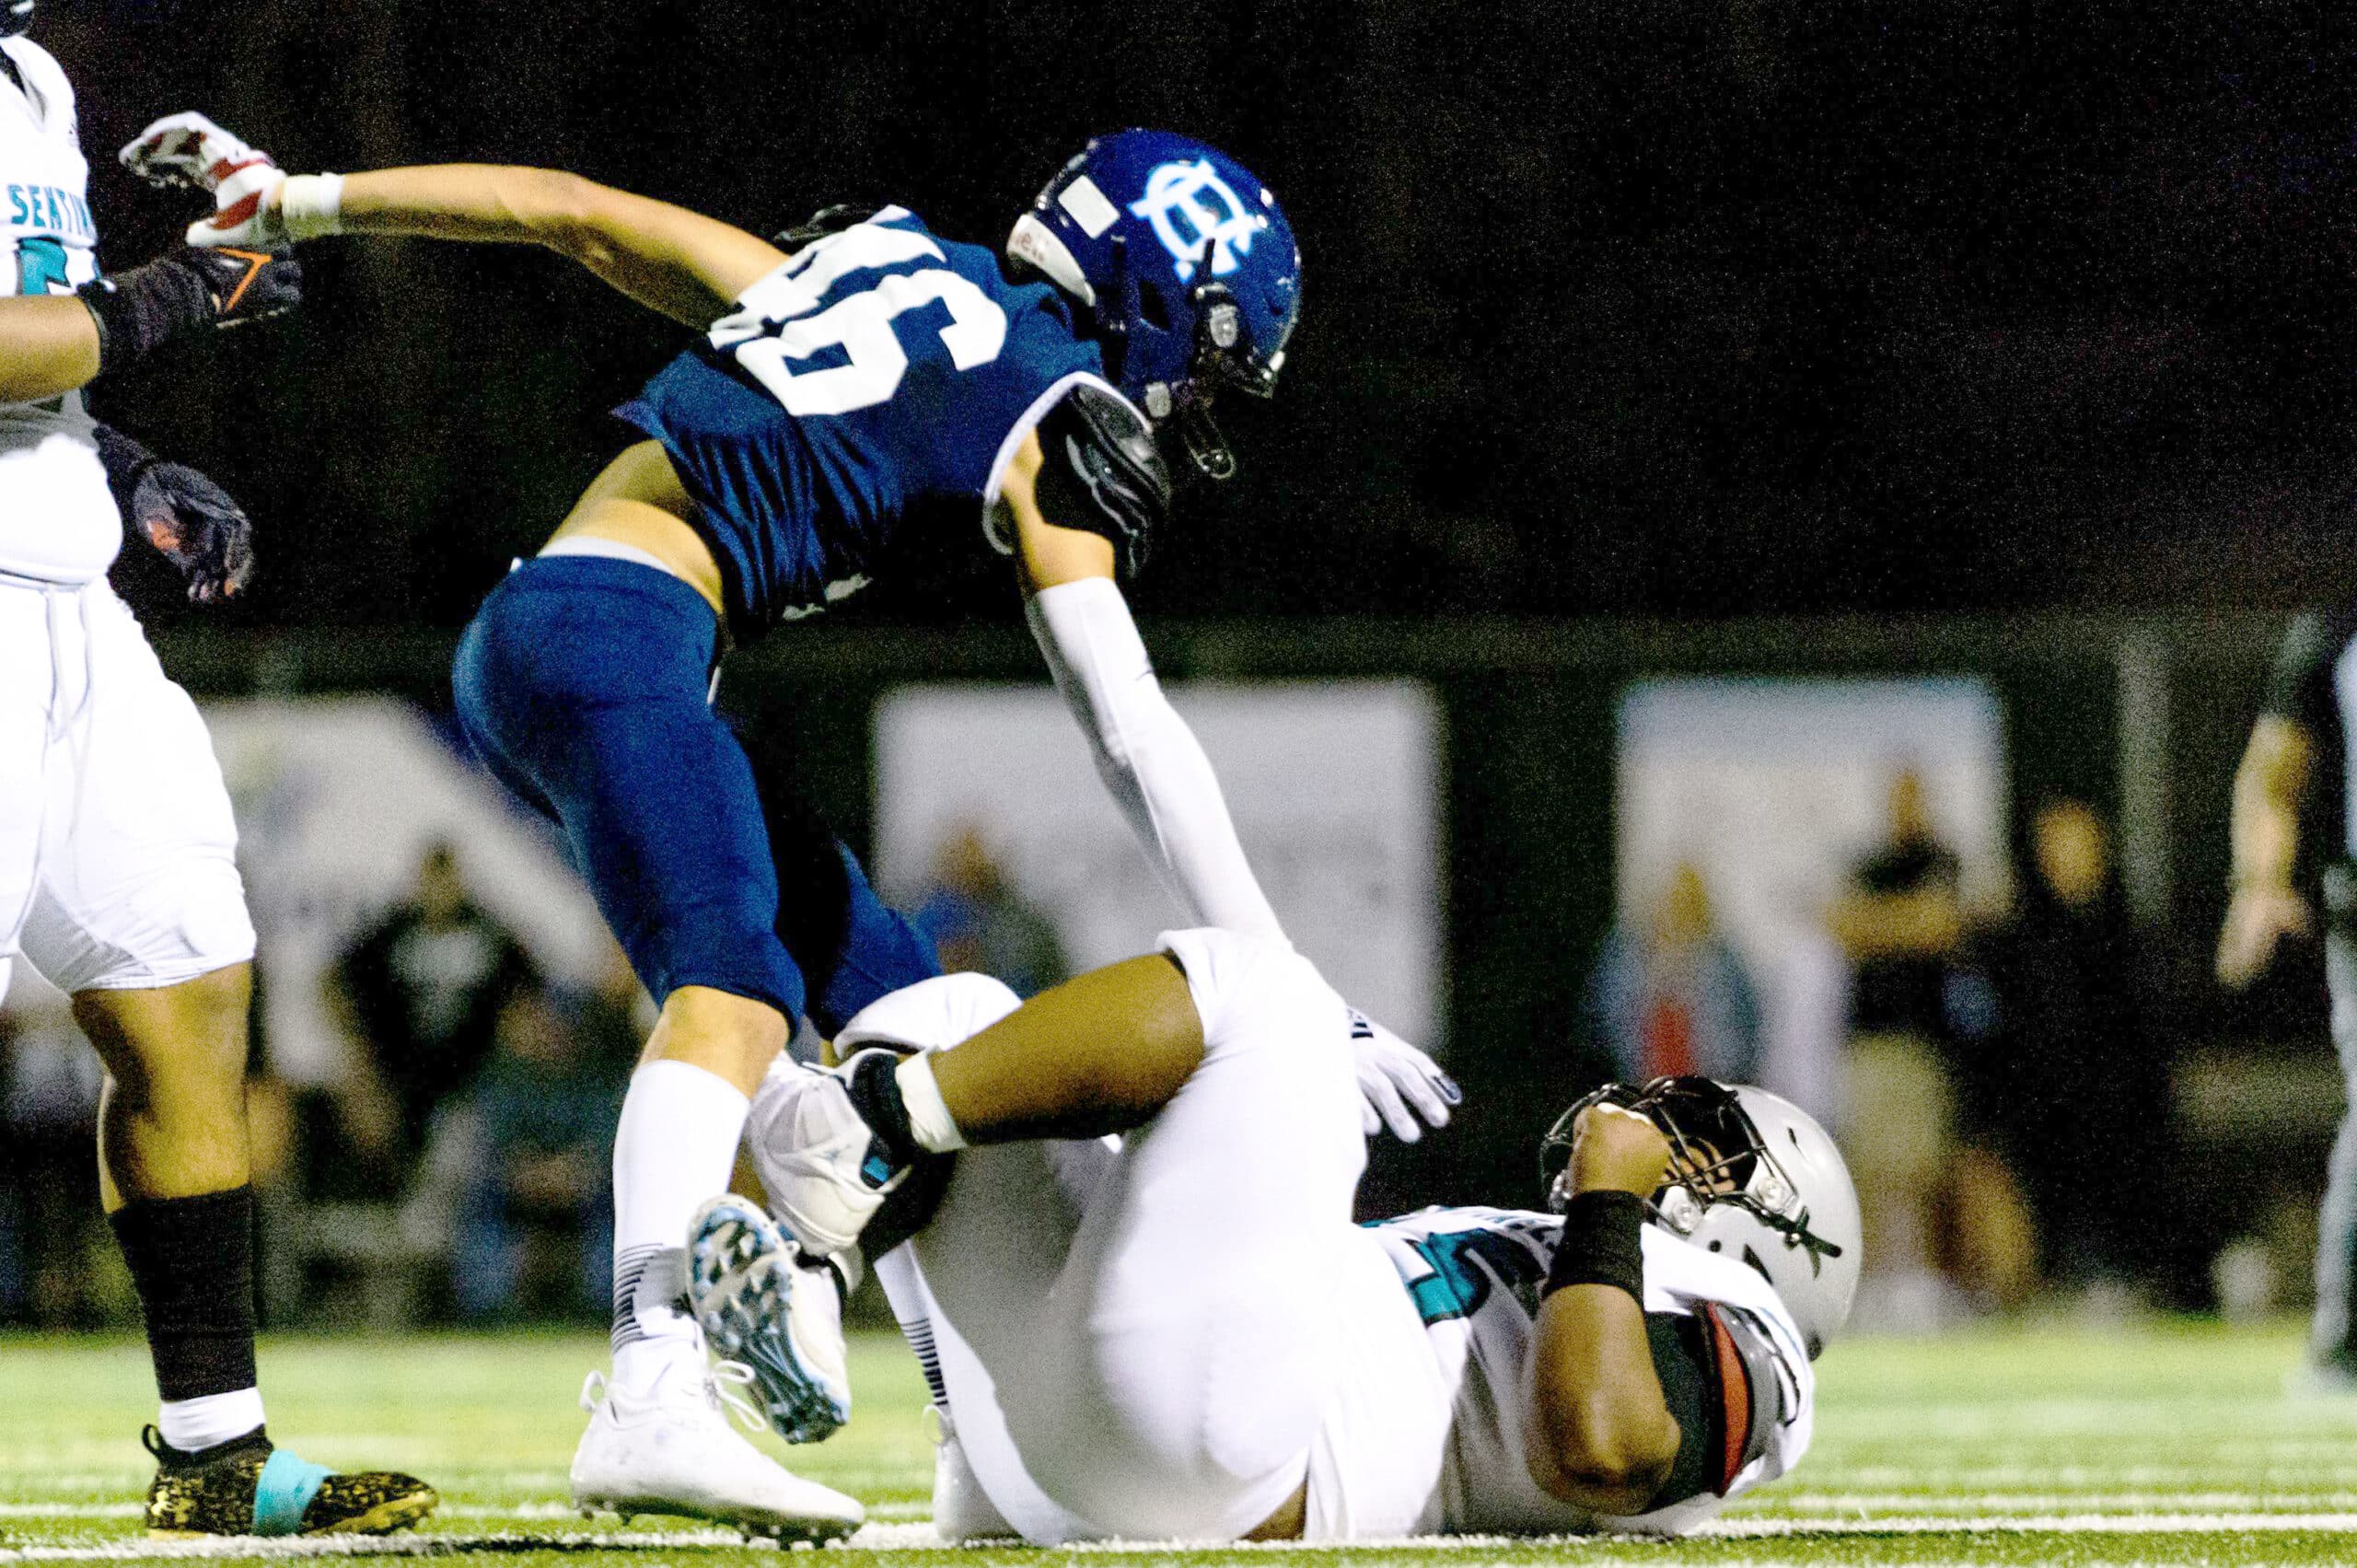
[1,0,33,37]
[1542,1076,1845,1274]
[1082,236,1290,482]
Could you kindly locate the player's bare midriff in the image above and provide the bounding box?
[541,439,726,617]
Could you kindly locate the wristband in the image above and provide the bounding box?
[278,173,345,241]
[1545,1189,1647,1303]
[88,424,157,497]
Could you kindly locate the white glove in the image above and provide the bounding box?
[120,111,341,248]
[121,111,273,193]
[1350,1009,1460,1143]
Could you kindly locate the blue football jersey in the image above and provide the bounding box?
[615,206,1109,635]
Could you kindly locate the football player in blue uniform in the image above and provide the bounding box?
[131,118,1459,1535]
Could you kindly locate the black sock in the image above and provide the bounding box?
[842,1051,926,1170]
[109,1187,260,1404]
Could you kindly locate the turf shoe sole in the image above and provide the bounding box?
[688,1194,853,1446]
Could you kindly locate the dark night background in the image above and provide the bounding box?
[36,0,2357,633]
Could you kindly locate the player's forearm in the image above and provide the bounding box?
[2229,717,2313,889]
[334,166,784,329]
[1025,580,1289,942]
[1525,1288,1680,1515]
[0,295,101,402]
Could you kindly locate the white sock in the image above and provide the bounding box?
[895,1053,968,1154]
[157,1388,265,1453]
[610,1060,751,1392]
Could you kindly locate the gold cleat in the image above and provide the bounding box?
[142,1426,439,1539]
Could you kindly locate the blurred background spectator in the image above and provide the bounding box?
[284,841,540,1323]
[1827,768,1976,1324]
[310,840,536,1202]
[452,987,627,1323]
[1975,799,2168,1306]
[911,824,1070,1000]
[1585,862,1760,1083]
[0,1000,115,1327]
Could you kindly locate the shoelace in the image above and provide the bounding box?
[576,1362,764,1434]
[707,1361,769,1434]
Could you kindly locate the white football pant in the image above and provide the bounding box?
[848,929,1446,1544]
[0,575,255,1000]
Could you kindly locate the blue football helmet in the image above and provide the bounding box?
[1008,129,1300,480]
[2,0,32,36]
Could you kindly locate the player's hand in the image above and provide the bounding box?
[130,459,256,602]
[2217,883,2312,989]
[75,247,299,377]
[179,244,301,326]
[1567,1103,1673,1198]
[92,425,256,602]
[121,112,293,247]
[1350,1010,1460,1143]
[121,110,273,193]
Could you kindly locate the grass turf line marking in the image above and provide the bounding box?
[1760,1492,2357,1512]
[1699,1512,2357,1539]
[0,1504,940,1526]
[16,1515,2357,1560]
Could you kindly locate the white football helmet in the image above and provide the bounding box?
[1543,1076,1861,1359]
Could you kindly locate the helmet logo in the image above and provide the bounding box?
[1129,159,1267,283]
[1780,1207,1846,1277]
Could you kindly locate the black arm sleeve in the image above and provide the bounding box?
[1641,1303,1791,1511]
[2263,606,2357,732]
[1642,1312,1723,1509]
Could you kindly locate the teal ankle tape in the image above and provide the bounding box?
[252,1448,331,1536]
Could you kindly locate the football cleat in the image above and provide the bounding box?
[570,1362,864,1541]
[745,1051,909,1258]
[688,1195,855,1445]
[928,1403,1018,1544]
[141,1427,436,1539]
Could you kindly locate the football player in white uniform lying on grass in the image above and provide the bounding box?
[691,930,1859,1541]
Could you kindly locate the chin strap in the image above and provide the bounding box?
[1174,400,1236,481]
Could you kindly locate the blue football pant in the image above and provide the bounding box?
[452,555,938,1033]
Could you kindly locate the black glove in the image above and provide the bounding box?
[75,246,299,376]
[91,425,256,603]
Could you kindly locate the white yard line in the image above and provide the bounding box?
[1761,1491,2357,1512]
[1701,1511,2357,1539]
[12,1512,2357,1560]
[0,1504,935,1525]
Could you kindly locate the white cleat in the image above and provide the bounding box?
[928,1403,1018,1544]
[688,1195,855,1445]
[569,1362,865,1542]
[746,1051,906,1257]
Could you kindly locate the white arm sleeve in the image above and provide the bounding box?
[1026,576,1288,944]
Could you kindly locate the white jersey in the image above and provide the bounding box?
[0,34,117,585]
[1364,1204,1816,1537]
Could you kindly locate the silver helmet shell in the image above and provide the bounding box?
[1544,1076,1861,1358]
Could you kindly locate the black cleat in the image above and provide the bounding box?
[142,1425,438,1539]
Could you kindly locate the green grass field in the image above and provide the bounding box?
[5,1321,2355,1567]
